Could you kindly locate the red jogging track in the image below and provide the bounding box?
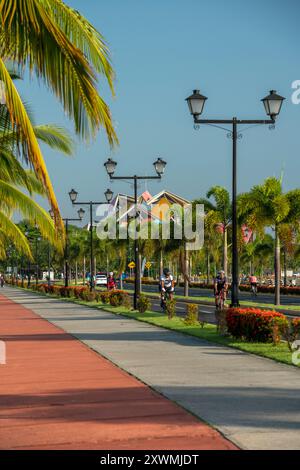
[0,293,237,450]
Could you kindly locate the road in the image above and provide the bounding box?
[123,282,300,305]
[122,283,300,320]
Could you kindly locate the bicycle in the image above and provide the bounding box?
[215,288,227,333]
[160,289,173,311]
[215,288,226,311]
[251,283,258,297]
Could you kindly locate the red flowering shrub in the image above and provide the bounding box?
[109,290,130,307]
[99,291,111,304]
[226,308,286,342]
[72,286,86,299]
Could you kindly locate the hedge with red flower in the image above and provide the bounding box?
[226,308,286,342]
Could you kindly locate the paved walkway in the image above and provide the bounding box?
[0,289,236,450]
[2,288,300,449]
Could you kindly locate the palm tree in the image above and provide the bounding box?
[239,177,300,305]
[0,0,117,228]
[0,113,73,257]
[195,186,231,276]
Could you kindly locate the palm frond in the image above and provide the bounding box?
[0,0,118,145]
[33,124,73,155]
[0,58,64,234]
[0,179,62,250]
[0,211,32,258]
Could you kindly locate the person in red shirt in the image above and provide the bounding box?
[249,274,258,295]
[107,272,116,291]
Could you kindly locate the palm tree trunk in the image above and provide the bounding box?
[283,247,287,287]
[160,249,163,277]
[223,227,228,277]
[75,261,78,286]
[184,247,189,297]
[206,249,210,285]
[83,256,86,286]
[274,226,281,305]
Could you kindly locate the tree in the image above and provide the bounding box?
[0,100,73,257]
[0,0,117,229]
[238,177,300,305]
[195,186,231,277]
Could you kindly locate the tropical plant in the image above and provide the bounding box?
[0,101,73,258]
[238,177,300,305]
[196,186,231,276]
[0,0,117,228]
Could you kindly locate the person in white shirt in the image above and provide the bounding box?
[159,268,175,307]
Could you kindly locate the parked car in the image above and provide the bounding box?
[95,272,107,287]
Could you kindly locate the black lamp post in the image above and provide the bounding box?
[104,157,167,309]
[186,89,285,307]
[49,208,85,288]
[68,189,113,290]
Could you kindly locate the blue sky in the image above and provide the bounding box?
[17,0,300,219]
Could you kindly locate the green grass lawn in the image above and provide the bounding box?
[13,285,299,368]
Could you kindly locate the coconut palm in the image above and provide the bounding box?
[196,186,231,277]
[0,0,117,228]
[0,117,73,258]
[238,177,300,305]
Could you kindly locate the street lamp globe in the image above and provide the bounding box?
[261,90,285,119]
[77,208,85,220]
[104,188,114,203]
[153,157,167,176]
[104,158,117,176]
[69,188,78,203]
[186,89,207,117]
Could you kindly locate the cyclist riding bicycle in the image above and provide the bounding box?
[249,274,258,295]
[159,268,175,309]
[214,270,228,308]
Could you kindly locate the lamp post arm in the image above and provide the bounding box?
[194,118,275,125]
[110,175,161,181]
[72,201,107,206]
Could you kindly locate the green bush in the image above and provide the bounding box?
[137,295,151,313]
[109,290,130,307]
[183,304,199,326]
[100,291,111,304]
[166,299,176,319]
[80,289,96,302]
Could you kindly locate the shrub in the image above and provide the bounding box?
[80,289,96,302]
[58,286,74,298]
[51,285,61,296]
[121,293,132,310]
[100,291,111,304]
[109,290,130,307]
[226,308,286,342]
[271,316,289,345]
[73,286,87,299]
[183,304,199,326]
[137,295,151,313]
[279,317,300,351]
[166,299,176,319]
